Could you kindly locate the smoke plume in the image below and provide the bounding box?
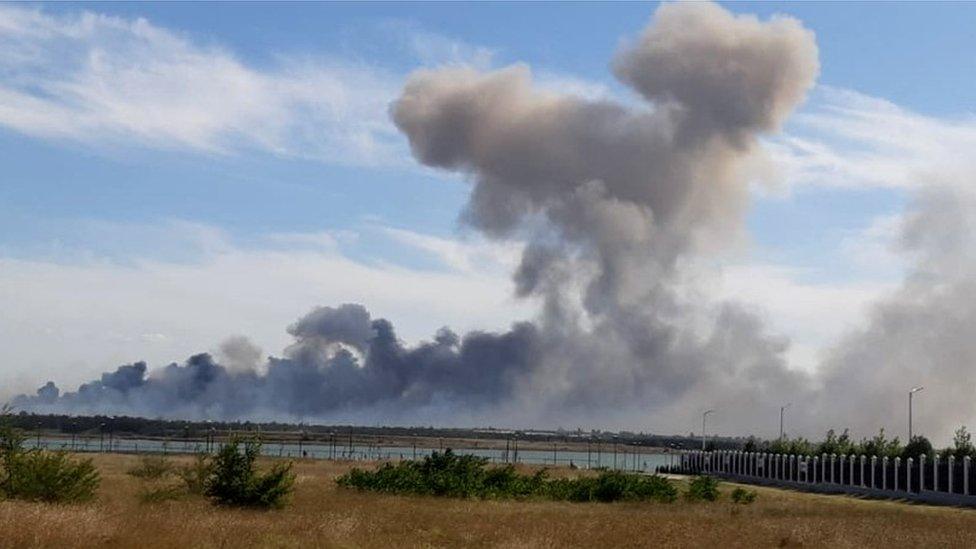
[16,3,836,433]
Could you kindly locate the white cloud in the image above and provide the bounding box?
[0,5,404,165]
[0,222,531,399]
[381,226,521,275]
[768,86,976,192]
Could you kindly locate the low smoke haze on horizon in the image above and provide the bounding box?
[5,2,976,445]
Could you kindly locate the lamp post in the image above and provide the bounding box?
[701,410,715,451]
[909,386,924,440]
[780,403,791,441]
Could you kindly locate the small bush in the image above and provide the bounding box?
[0,409,99,503]
[128,455,173,480]
[337,450,677,503]
[685,475,720,502]
[204,439,295,509]
[547,470,678,503]
[730,486,757,504]
[177,454,212,495]
[2,450,100,503]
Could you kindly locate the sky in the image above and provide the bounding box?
[3,2,976,440]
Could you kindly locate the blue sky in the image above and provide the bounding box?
[2,1,975,395]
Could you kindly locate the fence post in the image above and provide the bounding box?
[821,454,827,483]
[882,456,888,490]
[966,456,972,496]
[892,457,898,491]
[839,454,846,484]
[860,455,866,487]
[934,455,940,493]
[870,456,877,489]
[919,455,926,492]
[830,454,836,483]
[906,458,913,492]
[948,456,955,494]
[849,454,855,486]
[812,456,819,484]
[789,455,795,482]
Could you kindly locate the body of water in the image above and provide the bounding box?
[26,436,677,472]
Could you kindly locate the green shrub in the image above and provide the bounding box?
[177,454,212,495]
[127,455,173,480]
[1,450,100,503]
[337,450,677,503]
[546,470,678,503]
[685,475,720,502]
[204,439,295,509]
[0,409,99,503]
[730,486,757,504]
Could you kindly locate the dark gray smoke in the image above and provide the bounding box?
[15,304,541,421]
[13,3,825,431]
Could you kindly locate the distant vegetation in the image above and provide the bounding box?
[743,426,976,461]
[337,449,678,503]
[0,407,99,503]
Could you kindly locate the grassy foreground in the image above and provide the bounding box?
[3,454,976,548]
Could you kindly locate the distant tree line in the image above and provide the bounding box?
[742,426,976,461]
[6,412,745,449]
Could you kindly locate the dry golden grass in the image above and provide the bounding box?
[2,453,976,548]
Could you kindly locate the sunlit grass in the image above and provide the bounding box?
[2,453,976,547]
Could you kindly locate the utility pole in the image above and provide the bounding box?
[909,386,924,440]
[780,403,791,441]
[701,410,715,451]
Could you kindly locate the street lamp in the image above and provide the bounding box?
[701,410,715,450]
[779,403,792,441]
[909,386,924,440]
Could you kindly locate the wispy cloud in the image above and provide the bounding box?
[0,219,531,397]
[769,86,976,191]
[0,5,404,165]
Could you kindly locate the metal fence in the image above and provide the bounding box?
[23,434,673,472]
[675,450,976,506]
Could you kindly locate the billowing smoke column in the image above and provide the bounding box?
[14,3,824,430]
[16,303,541,420]
[813,186,976,442]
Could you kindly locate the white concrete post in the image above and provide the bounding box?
[776,454,782,480]
[906,457,913,492]
[849,454,855,486]
[789,455,795,481]
[882,457,888,490]
[822,454,827,483]
[934,455,940,492]
[965,456,971,496]
[946,456,956,494]
[813,456,819,484]
[870,456,877,489]
[839,455,846,484]
[894,457,900,491]
[919,454,926,492]
[830,454,836,483]
[860,455,866,487]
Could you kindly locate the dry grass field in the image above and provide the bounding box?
[2,453,976,548]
